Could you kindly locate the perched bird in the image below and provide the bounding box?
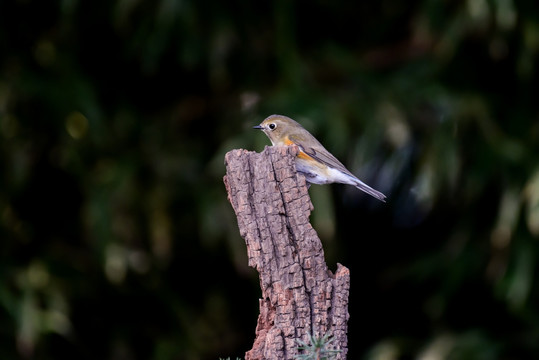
[254,114,386,202]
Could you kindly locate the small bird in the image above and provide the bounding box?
[254,114,386,202]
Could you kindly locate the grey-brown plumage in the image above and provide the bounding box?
[254,114,386,202]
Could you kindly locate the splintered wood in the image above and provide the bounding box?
[224,145,350,360]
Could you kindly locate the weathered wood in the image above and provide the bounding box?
[223,145,350,360]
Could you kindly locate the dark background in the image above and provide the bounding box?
[1,0,539,359]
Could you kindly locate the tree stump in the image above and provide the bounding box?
[223,145,350,360]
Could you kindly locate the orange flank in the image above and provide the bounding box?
[284,138,312,161]
[283,137,295,146]
[297,151,312,161]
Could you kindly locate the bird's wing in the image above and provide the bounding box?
[288,133,356,178]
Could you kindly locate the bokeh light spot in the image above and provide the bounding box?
[65,111,88,139]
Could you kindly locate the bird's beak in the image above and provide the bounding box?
[253,125,264,130]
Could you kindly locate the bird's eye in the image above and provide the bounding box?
[268,123,276,130]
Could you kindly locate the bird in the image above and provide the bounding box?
[254,114,386,202]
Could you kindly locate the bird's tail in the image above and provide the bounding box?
[354,180,386,202]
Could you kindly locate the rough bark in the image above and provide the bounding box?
[223,145,350,360]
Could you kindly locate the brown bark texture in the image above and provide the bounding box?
[223,145,350,360]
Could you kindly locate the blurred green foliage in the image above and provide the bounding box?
[1,0,539,359]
